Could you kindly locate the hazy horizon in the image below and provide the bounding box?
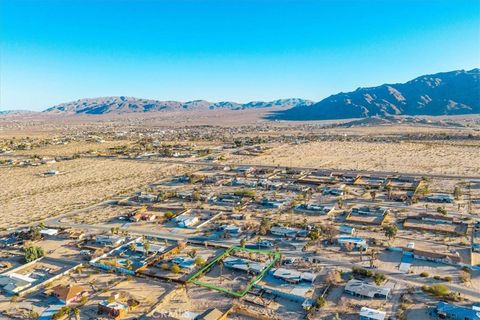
[1,0,479,111]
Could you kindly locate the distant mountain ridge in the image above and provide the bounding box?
[44,97,314,114]
[268,68,480,120]
[0,110,34,115]
[29,69,480,119]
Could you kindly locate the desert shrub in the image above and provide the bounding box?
[352,266,373,278]
[316,296,326,308]
[460,270,471,283]
[373,272,386,285]
[170,264,181,273]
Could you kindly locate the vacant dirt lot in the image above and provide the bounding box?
[0,158,185,229]
[228,140,480,176]
[12,141,130,157]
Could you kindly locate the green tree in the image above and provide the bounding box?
[240,238,247,248]
[453,186,462,200]
[164,211,175,219]
[258,217,271,235]
[195,257,206,266]
[24,246,44,262]
[315,296,326,308]
[437,207,448,215]
[52,307,71,320]
[383,224,398,242]
[308,226,321,241]
[161,263,169,270]
[171,264,181,273]
[129,242,137,252]
[192,190,201,201]
[373,272,386,285]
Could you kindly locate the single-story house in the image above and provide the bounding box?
[256,240,274,248]
[271,268,317,284]
[261,198,287,209]
[0,273,36,294]
[135,193,157,203]
[129,212,156,222]
[425,195,454,203]
[337,237,368,250]
[171,257,196,270]
[294,204,334,215]
[270,226,306,238]
[223,257,265,274]
[434,302,480,320]
[98,300,129,320]
[360,307,387,320]
[40,228,59,237]
[52,284,87,305]
[96,235,125,247]
[323,187,344,196]
[339,225,355,235]
[344,279,391,299]
[218,225,242,234]
[174,215,199,228]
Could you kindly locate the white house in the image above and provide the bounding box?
[174,215,199,228]
[0,273,36,294]
[271,268,317,284]
[360,307,387,320]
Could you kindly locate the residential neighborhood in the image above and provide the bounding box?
[0,158,479,320]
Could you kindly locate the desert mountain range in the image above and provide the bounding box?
[4,69,479,120]
[269,68,479,120]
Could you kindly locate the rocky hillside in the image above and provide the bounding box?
[268,68,480,120]
[44,97,314,114]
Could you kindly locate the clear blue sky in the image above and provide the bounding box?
[1,0,479,111]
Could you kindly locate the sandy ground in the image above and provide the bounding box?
[0,158,184,229]
[153,286,234,318]
[12,141,130,157]
[228,140,480,176]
